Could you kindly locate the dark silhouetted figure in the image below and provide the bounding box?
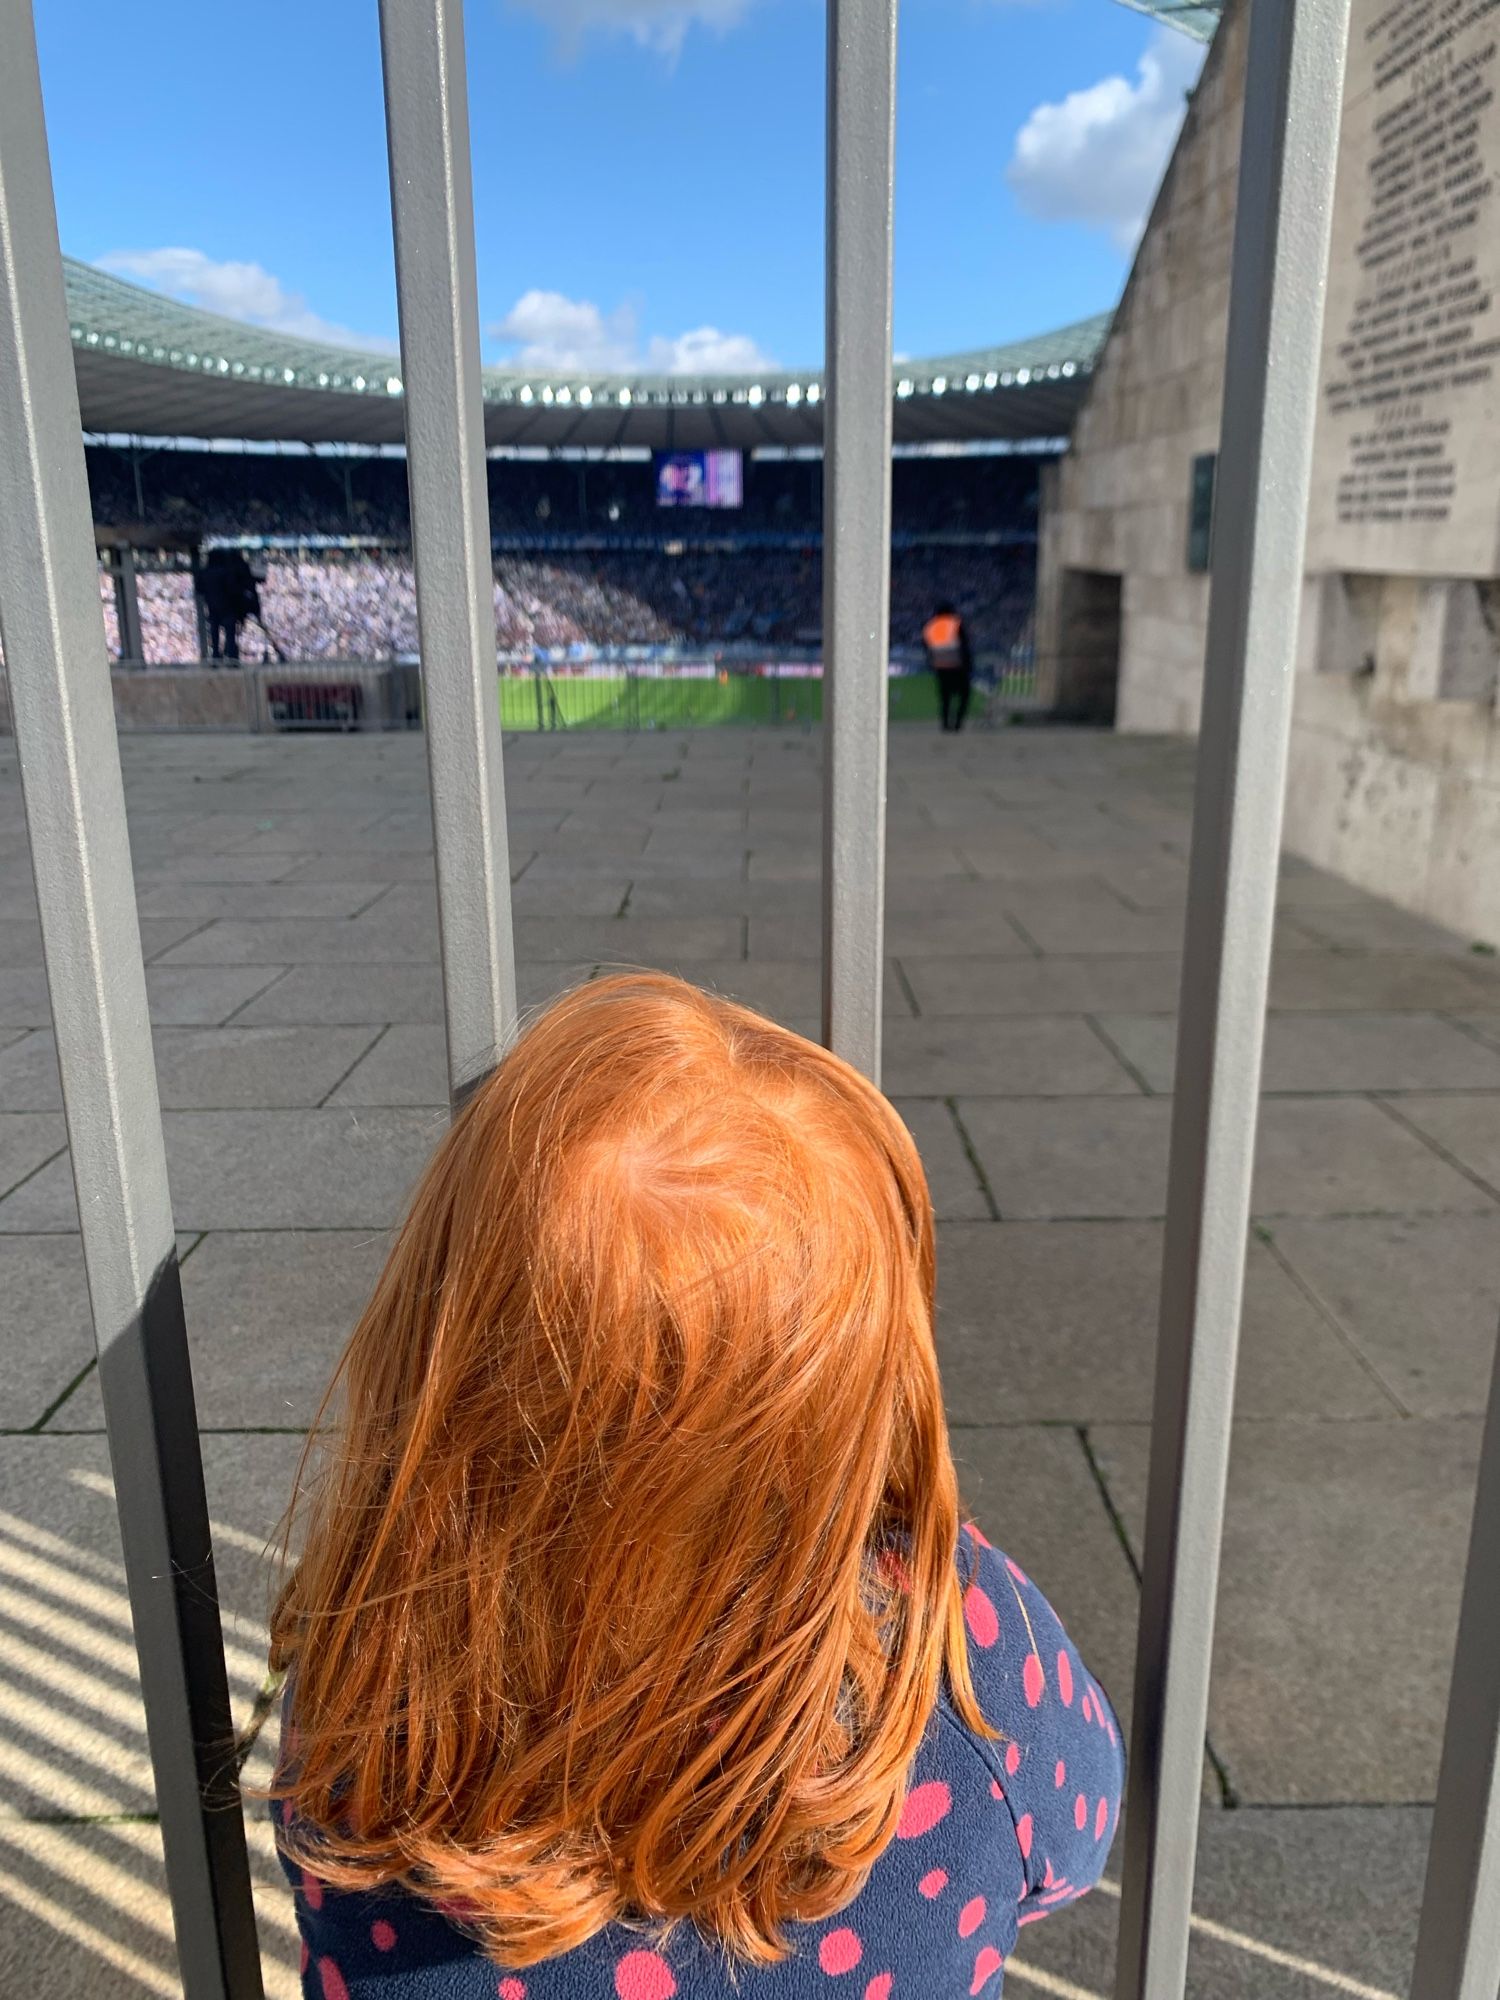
[922,602,973,732]
[197,548,261,664]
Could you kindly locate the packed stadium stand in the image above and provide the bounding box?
[57,254,1102,665]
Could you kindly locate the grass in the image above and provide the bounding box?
[500,671,1033,733]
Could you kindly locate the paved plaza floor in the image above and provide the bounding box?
[1,722,1498,1997]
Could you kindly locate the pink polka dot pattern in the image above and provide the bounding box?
[1003,1741,1021,1777]
[371,1919,397,1952]
[958,1896,986,1938]
[1022,1654,1045,1708]
[1015,1812,1033,1859]
[498,1982,527,1999]
[318,1959,349,2000]
[1056,1650,1074,1706]
[1004,1557,1029,1586]
[299,1941,309,1977]
[1074,1793,1088,1831]
[864,1978,893,2000]
[301,1875,324,1912]
[963,1584,999,1649]
[896,1781,951,1839]
[614,1952,676,2000]
[989,1779,1004,1801]
[966,1523,992,1549]
[1055,1759,1067,1788]
[818,1928,863,1975]
[918,1869,948,1899]
[878,1549,912,1595]
[1095,1796,1109,1841]
[970,1945,1005,1994]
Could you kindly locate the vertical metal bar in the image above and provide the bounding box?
[117,544,145,662]
[378,0,516,1109]
[1113,4,1350,1995]
[1409,1322,1500,2000]
[821,0,898,1085]
[0,13,263,1999]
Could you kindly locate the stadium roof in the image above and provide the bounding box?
[64,260,1110,453]
[1113,0,1223,39]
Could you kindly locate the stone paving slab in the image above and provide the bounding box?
[935,1221,1397,1424]
[0,1027,382,1113]
[1267,951,1500,1010]
[0,1238,96,1430]
[892,1099,992,1221]
[0,1109,444,1234]
[882,1017,1140,1098]
[1090,1417,1482,1803]
[901,954,1185,1018]
[0,1113,66,1202]
[1268,1213,1500,1417]
[1012,1805,1426,1997]
[0,1814,301,2000]
[1097,1010,1500,1094]
[1453,1011,1500,1049]
[0,1432,301,1818]
[1388,1093,1500,1194]
[51,1230,387,1433]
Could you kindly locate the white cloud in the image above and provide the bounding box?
[491,288,774,375]
[645,326,773,374]
[96,248,390,350]
[492,290,639,371]
[1006,31,1206,251]
[508,0,752,59]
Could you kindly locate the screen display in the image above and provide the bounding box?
[654,450,743,509]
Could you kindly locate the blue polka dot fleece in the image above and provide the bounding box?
[277,1529,1125,1999]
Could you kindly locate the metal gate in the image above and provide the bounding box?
[0,2,1495,1997]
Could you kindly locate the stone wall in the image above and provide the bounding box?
[1035,0,1500,946]
[1034,0,1246,731]
[0,669,256,734]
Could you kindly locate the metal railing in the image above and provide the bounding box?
[0,2,1496,1999]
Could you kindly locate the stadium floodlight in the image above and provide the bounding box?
[965,373,981,391]
[1016,368,1031,385]
[712,389,728,404]
[385,375,403,395]
[1062,361,1076,377]
[556,386,572,405]
[984,371,998,389]
[747,384,764,405]
[931,375,947,394]
[519,384,533,403]
[353,375,366,390]
[541,385,554,404]
[786,383,802,404]
[578,385,593,406]
[283,368,296,383]
[896,379,913,397]
[806,382,821,404]
[618,387,632,405]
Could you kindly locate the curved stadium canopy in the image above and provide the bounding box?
[65,260,1111,454]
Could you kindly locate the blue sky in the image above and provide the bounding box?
[35,0,1204,373]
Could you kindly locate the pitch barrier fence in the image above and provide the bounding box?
[0,1,1496,1996]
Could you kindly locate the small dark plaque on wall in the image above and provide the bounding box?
[1187,452,1217,573]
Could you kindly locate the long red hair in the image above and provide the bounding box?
[270,971,989,1966]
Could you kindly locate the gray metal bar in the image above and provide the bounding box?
[1113,3,1350,1995]
[378,0,516,1108]
[821,0,898,1084]
[115,545,145,663]
[0,12,262,1999]
[1409,1322,1500,2000]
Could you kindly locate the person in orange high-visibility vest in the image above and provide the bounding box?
[922,601,974,732]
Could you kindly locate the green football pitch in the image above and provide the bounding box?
[499,673,950,733]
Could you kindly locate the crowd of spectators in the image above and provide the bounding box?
[85,444,1045,543]
[91,544,1035,664]
[76,441,1042,664]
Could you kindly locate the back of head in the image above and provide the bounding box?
[272,973,981,1966]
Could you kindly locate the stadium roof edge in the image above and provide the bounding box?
[64,259,1111,452]
[1111,0,1224,40]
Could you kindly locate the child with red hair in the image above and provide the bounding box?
[270,973,1122,1997]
